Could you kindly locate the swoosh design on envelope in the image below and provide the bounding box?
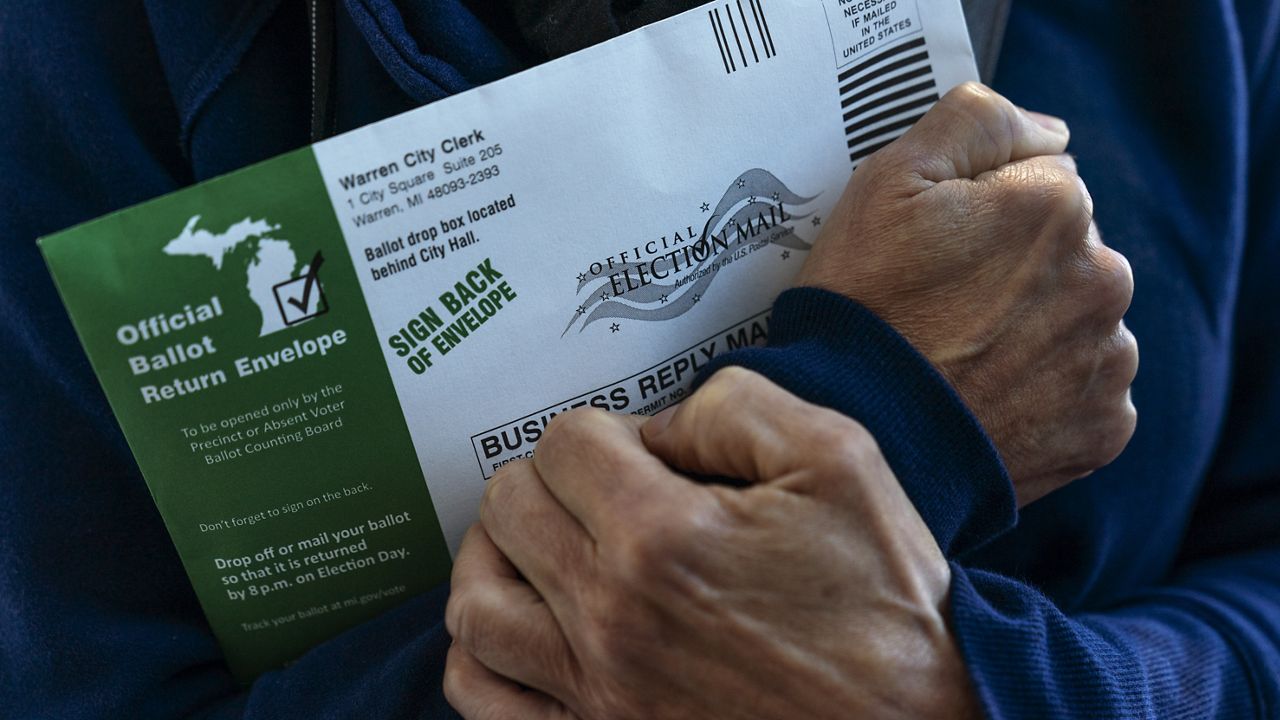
[563,169,819,335]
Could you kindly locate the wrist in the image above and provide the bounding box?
[693,287,1018,558]
[820,463,980,720]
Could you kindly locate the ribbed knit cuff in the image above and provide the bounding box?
[692,287,1017,557]
[946,563,1272,719]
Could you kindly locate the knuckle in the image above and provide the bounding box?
[1079,399,1137,471]
[697,366,765,409]
[941,82,1018,146]
[1099,401,1138,465]
[442,657,464,707]
[1086,247,1136,318]
[942,81,1006,118]
[1038,167,1089,226]
[815,415,880,471]
[444,590,477,646]
[1120,399,1139,445]
[676,368,767,448]
[1106,324,1140,387]
[480,462,523,521]
[703,363,758,387]
[540,406,613,456]
[1104,247,1136,298]
[1053,172,1090,223]
[1046,163,1092,220]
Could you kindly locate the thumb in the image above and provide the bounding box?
[876,82,1070,182]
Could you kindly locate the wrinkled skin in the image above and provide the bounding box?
[446,368,977,720]
[798,82,1138,505]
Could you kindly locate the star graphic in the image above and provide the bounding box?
[659,294,668,304]
[812,216,822,227]
[749,195,757,203]
[610,323,621,333]
[736,178,746,189]
[577,272,587,282]
[700,202,711,212]
[601,291,611,301]
[771,192,780,202]
[781,250,791,260]
[577,304,587,314]
[692,294,702,303]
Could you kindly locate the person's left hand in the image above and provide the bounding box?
[443,367,979,720]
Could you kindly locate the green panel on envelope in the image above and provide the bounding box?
[40,148,450,680]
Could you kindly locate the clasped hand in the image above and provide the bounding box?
[446,368,977,720]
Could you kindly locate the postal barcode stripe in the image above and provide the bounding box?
[753,0,775,55]
[737,0,759,62]
[838,51,930,95]
[716,9,737,72]
[748,0,774,57]
[843,80,936,122]
[844,94,939,138]
[709,11,732,73]
[847,113,928,150]
[710,0,775,73]
[725,7,746,67]
[841,66,933,109]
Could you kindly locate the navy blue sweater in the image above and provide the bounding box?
[2,1,1278,718]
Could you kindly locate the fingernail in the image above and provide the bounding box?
[1025,110,1069,138]
[642,405,679,440]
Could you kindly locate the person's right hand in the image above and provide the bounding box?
[796,82,1138,506]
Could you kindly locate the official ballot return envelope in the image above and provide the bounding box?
[39,0,979,679]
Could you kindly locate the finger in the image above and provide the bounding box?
[447,525,580,700]
[640,366,883,493]
[532,408,707,540]
[968,153,1095,255]
[444,643,577,720]
[879,82,1071,182]
[478,462,591,608]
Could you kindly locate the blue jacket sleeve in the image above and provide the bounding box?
[692,289,1017,558]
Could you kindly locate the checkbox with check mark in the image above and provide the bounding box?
[272,251,329,326]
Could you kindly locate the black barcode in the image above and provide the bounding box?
[709,0,775,74]
[837,38,940,165]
